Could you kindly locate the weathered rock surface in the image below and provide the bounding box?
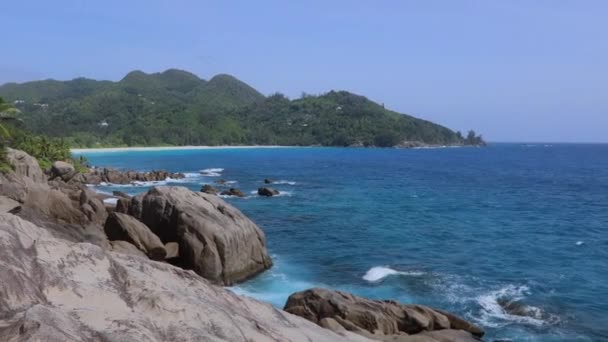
[117,186,272,285]
[220,187,245,197]
[110,240,148,258]
[81,168,184,185]
[104,212,167,260]
[258,187,280,197]
[0,195,21,213]
[284,288,484,341]
[0,213,363,342]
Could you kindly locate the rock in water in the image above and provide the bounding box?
[104,212,167,260]
[258,187,279,197]
[201,184,219,195]
[0,213,359,342]
[284,288,484,340]
[219,188,245,197]
[117,186,272,285]
[264,178,274,184]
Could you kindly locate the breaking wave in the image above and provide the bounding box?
[362,266,424,282]
[200,168,224,177]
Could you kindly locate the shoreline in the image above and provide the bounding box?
[71,145,299,153]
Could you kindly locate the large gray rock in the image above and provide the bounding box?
[117,186,272,285]
[0,213,363,342]
[104,212,166,260]
[284,288,484,341]
[5,148,46,183]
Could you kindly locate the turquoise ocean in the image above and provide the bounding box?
[77,144,608,341]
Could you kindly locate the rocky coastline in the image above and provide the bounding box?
[0,148,486,341]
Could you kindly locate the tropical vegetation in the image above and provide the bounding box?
[0,96,86,172]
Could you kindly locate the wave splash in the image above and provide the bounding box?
[200,168,224,177]
[475,285,559,328]
[362,266,424,282]
[273,180,297,185]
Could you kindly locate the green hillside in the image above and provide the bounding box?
[0,69,483,147]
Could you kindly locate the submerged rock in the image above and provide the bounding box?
[264,178,274,184]
[258,187,279,197]
[220,187,245,197]
[201,184,219,195]
[0,213,357,342]
[117,186,272,285]
[284,288,484,340]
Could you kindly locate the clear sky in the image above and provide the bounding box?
[1,0,606,142]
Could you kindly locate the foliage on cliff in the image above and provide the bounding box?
[0,69,485,147]
[0,96,84,171]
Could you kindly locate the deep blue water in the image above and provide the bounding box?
[78,144,608,341]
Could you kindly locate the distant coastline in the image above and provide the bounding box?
[71,145,298,153]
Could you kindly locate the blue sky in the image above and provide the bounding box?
[1,0,606,142]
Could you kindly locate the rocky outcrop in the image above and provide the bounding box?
[0,213,361,342]
[116,186,272,285]
[258,187,279,197]
[104,212,167,260]
[5,148,46,183]
[81,168,184,185]
[264,178,274,184]
[50,160,76,181]
[220,187,245,197]
[284,288,484,341]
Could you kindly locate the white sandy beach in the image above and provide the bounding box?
[71,145,297,153]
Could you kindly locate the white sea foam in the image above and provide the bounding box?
[474,285,556,328]
[362,266,424,282]
[273,180,297,185]
[249,190,293,197]
[200,168,224,177]
[103,198,118,205]
[576,241,584,246]
[183,172,202,178]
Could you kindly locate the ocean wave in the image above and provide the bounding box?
[183,172,202,178]
[249,190,293,197]
[272,180,297,185]
[474,285,558,328]
[362,266,424,282]
[200,168,224,177]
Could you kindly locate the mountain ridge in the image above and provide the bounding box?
[0,69,484,147]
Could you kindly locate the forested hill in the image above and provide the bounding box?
[0,69,484,147]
